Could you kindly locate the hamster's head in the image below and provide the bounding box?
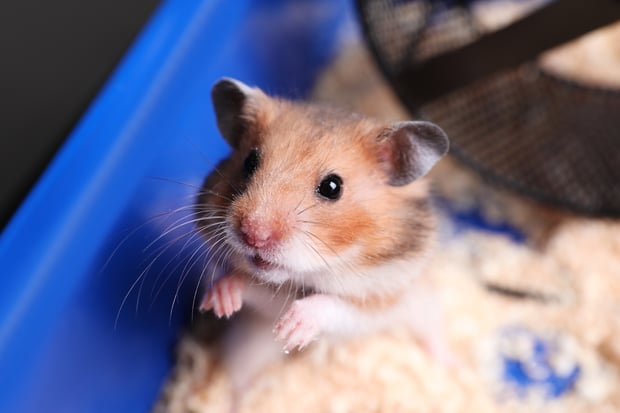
[202,78,449,295]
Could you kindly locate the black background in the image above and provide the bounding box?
[0,0,161,229]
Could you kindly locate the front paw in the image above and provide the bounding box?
[200,273,244,318]
[273,298,322,352]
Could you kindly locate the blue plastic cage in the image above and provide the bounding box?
[0,1,353,411]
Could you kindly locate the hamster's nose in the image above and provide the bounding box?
[239,217,281,250]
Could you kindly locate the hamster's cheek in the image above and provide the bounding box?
[281,234,364,273]
[277,236,327,273]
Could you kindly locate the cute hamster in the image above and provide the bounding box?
[196,78,451,394]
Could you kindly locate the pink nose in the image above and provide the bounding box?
[240,217,280,249]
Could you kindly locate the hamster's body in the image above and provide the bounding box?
[196,78,451,398]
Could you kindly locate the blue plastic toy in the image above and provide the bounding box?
[498,327,581,400]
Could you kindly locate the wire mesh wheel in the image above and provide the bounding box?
[357,0,620,217]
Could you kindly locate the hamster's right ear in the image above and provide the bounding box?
[377,121,450,186]
[211,78,263,148]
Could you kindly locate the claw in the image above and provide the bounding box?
[274,299,320,352]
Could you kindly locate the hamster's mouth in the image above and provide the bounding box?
[250,254,279,271]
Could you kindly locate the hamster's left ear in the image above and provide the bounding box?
[211,78,265,148]
[378,121,450,186]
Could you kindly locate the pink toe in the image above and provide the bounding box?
[199,291,213,312]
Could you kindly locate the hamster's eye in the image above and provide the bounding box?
[316,174,343,201]
[243,148,260,179]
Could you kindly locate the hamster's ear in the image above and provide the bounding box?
[378,121,449,186]
[211,78,263,148]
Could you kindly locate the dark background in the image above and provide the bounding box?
[0,0,161,229]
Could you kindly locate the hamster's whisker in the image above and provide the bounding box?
[146,176,203,191]
[305,241,332,272]
[191,253,211,323]
[194,208,226,218]
[191,243,235,318]
[195,189,234,203]
[141,224,205,274]
[194,226,229,250]
[188,228,227,271]
[300,230,339,260]
[182,136,242,195]
[138,232,194,313]
[102,203,203,275]
[298,219,331,228]
[203,164,241,195]
[195,201,229,209]
[159,232,207,316]
[177,231,213,293]
[194,221,229,236]
[115,262,150,329]
[296,203,319,216]
[271,279,287,301]
[195,204,230,213]
[213,241,235,283]
[274,280,296,321]
[270,277,295,317]
[191,247,231,322]
[210,243,235,285]
[143,213,202,252]
[145,220,227,303]
[293,193,308,215]
[300,269,307,300]
[145,214,225,252]
[180,226,228,279]
[285,280,296,314]
[170,206,230,320]
[164,209,225,231]
[248,273,269,288]
[302,239,351,294]
[169,237,212,324]
[147,229,207,307]
[126,224,203,323]
[194,214,228,226]
[302,230,369,281]
[199,227,232,276]
[212,244,234,287]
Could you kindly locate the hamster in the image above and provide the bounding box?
[195,78,451,396]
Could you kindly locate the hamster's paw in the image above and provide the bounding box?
[200,273,244,318]
[273,298,322,352]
